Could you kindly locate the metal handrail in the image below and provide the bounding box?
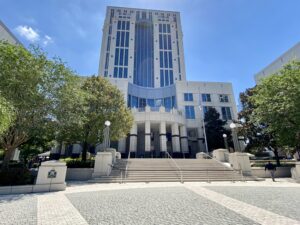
[123,150,131,183]
[165,152,183,183]
[200,152,243,182]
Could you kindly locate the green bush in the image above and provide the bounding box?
[0,150,4,160]
[0,168,34,186]
[61,158,94,168]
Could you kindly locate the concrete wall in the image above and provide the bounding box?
[251,167,292,178]
[0,21,20,45]
[66,168,93,181]
[254,42,300,83]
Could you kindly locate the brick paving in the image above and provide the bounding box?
[0,180,299,225]
[205,186,300,221]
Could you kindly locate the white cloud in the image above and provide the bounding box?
[43,35,53,46]
[15,25,40,42]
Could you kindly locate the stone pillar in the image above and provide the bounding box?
[60,142,66,156]
[35,161,67,192]
[118,137,126,153]
[129,123,137,153]
[172,123,181,153]
[197,127,206,152]
[212,149,229,162]
[180,125,189,153]
[159,121,167,152]
[145,121,151,154]
[229,152,251,175]
[92,152,113,178]
[291,162,300,182]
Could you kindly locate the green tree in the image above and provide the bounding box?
[238,88,273,152]
[250,61,300,163]
[238,88,281,165]
[204,107,231,151]
[76,76,134,161]
[0,95,14,136]
[0,41,77,168]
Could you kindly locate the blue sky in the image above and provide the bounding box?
[1,0,300,103]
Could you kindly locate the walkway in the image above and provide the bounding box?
[0,179,299,225]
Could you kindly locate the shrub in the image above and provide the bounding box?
[0,167,34,186]
[61,158,94,168]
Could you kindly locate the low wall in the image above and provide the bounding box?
[251,167,292,178]
[0,183,66,195]
[66,168,93,181]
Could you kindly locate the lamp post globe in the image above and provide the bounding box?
[105,120,111,127]
[222,134,227,138]
[229,122,236,129]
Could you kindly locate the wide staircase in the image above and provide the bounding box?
[89,157,258,183]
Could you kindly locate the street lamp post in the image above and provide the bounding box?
[198,106,209,154]
[103,120,111,150]
[222,133,229,150]
[230,122,240,152]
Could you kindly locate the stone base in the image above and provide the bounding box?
[291,162,300,182]
[229,152,252,175]
[35,160,67,188]
[0,183,66,195]
[92,152,113,178]
[196,152,207,159]
[212,149,229,162]
[105,148,117,163]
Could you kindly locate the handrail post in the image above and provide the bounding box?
[206,169,210,183]
[166,151,183,183]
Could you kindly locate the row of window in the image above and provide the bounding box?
[114,48,128,66]
[117,21,130,30]
[116,31,129,47]
[128,95,176,109]
[159,24,171,33]
[159,51,173,68]
[185,106,232,120]
[159,34,172,50]
[113,67,128,78]
[160,69,174,87]
[184,93,230,103]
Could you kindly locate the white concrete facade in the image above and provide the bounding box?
[99,7,238,157]
[254,41,300,83]
[0,20,20,45]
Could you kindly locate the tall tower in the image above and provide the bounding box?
[98,7,238,157]
[98,6,186,87]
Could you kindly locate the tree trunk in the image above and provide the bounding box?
[82,141,88,162]
[1,147,15,170]
[273,148,281,167]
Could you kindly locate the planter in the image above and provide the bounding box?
[251,167,292,178]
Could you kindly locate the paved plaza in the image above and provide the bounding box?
[0,179,299,225]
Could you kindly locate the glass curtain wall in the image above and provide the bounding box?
[133,13,154,87]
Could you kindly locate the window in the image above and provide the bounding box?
[219,94,229,103]
[202,94,211,102]
[185,106,195,119]
[184,93,193,101]
[221,107,232,120]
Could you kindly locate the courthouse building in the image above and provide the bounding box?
[255,41,300,83]
[98,6,238,157]
[0,20,20,45]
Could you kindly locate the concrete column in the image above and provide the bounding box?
[197,127,206,153]
[159,121,167,152]
[172,123,181,153]
[180,125,189,153]
[129,123,137,152]
[145,121,151,152]
[35,161,67,192]
[118,137,126,153]
[229,152,252,175]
